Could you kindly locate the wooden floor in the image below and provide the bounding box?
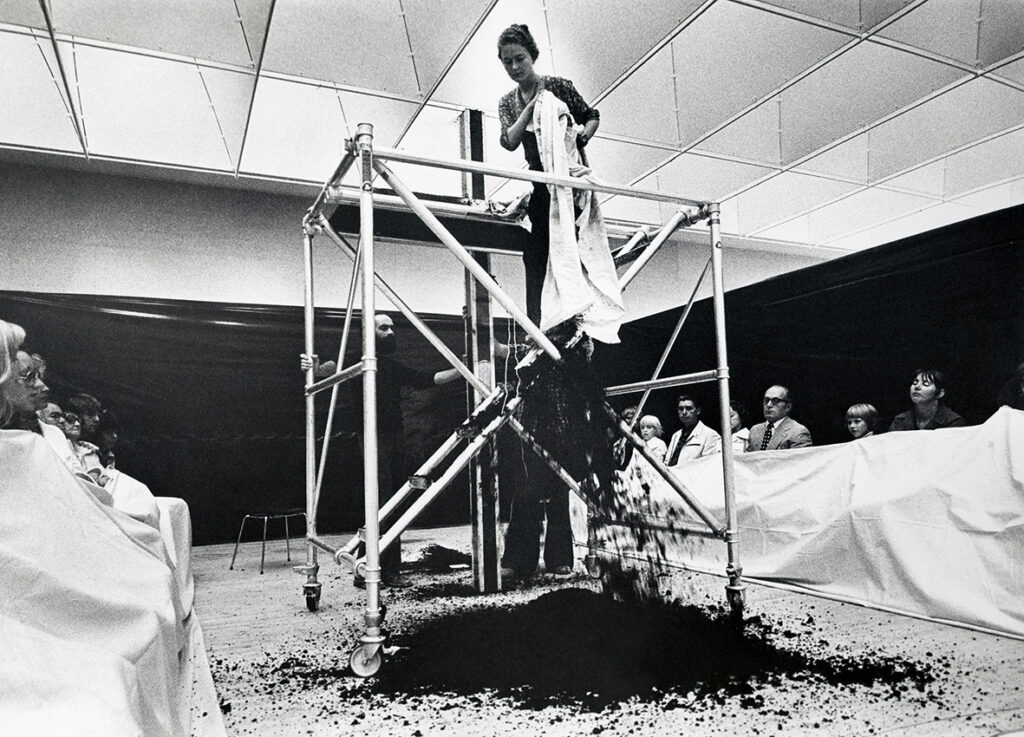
[194,525,1024,736]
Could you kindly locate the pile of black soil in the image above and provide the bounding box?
[407,544,472,572]
[372,588,937,710]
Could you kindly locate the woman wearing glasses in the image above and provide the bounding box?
[0,320,49,431]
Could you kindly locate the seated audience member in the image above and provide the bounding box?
[997,361,1024,411]
[37,401,66,433]
[612,405,638,469]
[845,403,879,440]
[888,368,966,431]
[95,409,119,469]
[66,392,103,443]
[665,394,722,465]
[729,399,750,454]
[1,342,49,432]
[747,385,813,451]
[626,414,668,488]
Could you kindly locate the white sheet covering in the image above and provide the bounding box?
[574,407,1024,639]
[0,430,226,736]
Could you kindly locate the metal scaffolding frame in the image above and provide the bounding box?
[298,122,743,676]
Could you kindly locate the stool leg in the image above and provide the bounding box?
[284,515,292,562]
[230,515,250,570]
[260,516,268,574]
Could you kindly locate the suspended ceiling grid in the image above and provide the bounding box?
[1,0,1023,256]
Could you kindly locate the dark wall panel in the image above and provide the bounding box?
[595,205,1024,446]
[0,294,470,545]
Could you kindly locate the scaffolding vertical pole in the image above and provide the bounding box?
[355,123,386,653]
[708,202,745,614]
[300,226,321,609]
[460,108,501,593]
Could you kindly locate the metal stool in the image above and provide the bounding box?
[229,508,306,574]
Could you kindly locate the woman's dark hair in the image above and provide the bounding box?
[497,23,539,61]
[67,392,102,416]
[729,399,748,427]
[913,368,947,395]
[97,408,119,434]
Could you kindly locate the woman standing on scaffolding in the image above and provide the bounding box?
[496,24,610,584]
[497,22,600,326]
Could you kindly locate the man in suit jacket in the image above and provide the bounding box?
[665,394,721,465]
[747,385,812,451]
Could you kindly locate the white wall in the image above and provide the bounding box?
[0,162,830,319]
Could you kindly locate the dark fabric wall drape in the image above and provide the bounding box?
[594,205,1024,446]
[4,205,1020,543]
[0,294,471,545]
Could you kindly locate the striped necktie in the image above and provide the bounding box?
[760,422,774,450]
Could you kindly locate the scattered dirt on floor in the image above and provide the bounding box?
[380,587,939,711]
[224,581,944,719]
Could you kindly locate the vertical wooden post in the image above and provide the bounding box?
[461,109,501,592]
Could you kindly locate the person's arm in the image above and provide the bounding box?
[791,425,813,448]
[549,77,600,147]
[499,90,538,151]
[433,367,461,385]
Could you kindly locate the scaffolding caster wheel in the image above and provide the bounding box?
[585,554,602,579]
[726,585,746,616]
[349,644,383,677]
[304,584,321,612]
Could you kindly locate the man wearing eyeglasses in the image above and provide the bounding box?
[747,385,812,451]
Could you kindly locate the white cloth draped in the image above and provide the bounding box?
[573,407,1024,640]
[532,90,625,343]
[0,430,225,736]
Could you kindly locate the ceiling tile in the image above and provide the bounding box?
[867,76,1024,180]
[828,199,985,250]
[795,133,870,182]
[73,43,233,169]
[199,68,258,171]
[808,187,935,243]
[388,105,467,197]
[402,0,494,95]
[751,0,861,29]
[0,31,80,152]
[699,98,782,166]
[49,0,255,67]
[0,0,44,26]
[595,43,678,146]
[752,213,811,244]
[978,0,1024,67]
[993,57,1024,85]
[779,40,965,164]
[430,0,548,113]
[879,160,945,196]
[546,0,705,97]
[597,192,663,225]
[735,171,861,235]
[878,0,980,66]
[942,129,1024,197]
[952,178,1024,210]
[636,152,773,203]
[587,139,677,187]
[671,1,850,148]
[261,0,418,96]
[241,79,416,182]
[236,0,274,66]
